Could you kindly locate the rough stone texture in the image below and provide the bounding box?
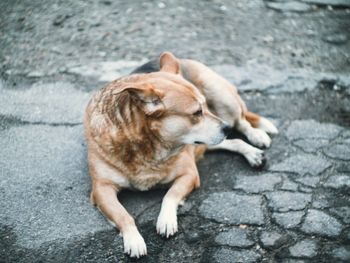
[0,125,111,248]
[342,130,350,138]
[280,179,299,191]
[266,192,312,212]
[280,260,306,263]
[292,138,329,153]
[212,65,334,94]
[0,82,90,124]
[301,209,343,237]
[67,60,146,82]
[301,0,350,7]
[215,228,254,248]
[294,175,320,187]
[212,64,284,92]
[178,200,195,215]
[312,194,331,209]
[273,211,305,228]
[289,239,317,258]
[322,33,348,45]
[323,174,350,189]
[270,154,332,176]
[266,1,312,12]
[338,163,350,174]
[331,246,350,261]
[324,144,350,161]
[259,231,284,249]
[298,185,313,193]
[233,173,282,193]
[213,248,261,263]
[286,120,343,141]
[2,0,350,76]
[329,207,350,224]
[184,231,202,244]
[199,192,264,225]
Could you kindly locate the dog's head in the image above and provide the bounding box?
[117,52,230,146]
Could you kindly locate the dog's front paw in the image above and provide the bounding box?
[156,208,178,238]
[248,128,271,148]
[244,146,266,169]
[122,226,147,258]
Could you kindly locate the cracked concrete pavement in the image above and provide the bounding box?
[1,0,350,262]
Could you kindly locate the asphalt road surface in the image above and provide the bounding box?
[1,0,350,262]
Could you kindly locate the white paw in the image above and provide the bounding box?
[122,227,147,258]
[248,128,271,148]
[156,207,178,238]
[259,117,279,135]
[244,146,266,168]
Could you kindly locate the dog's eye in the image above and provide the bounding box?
[152,99,160,105]
[192,109,202,117]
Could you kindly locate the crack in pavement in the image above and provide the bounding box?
[0,114,82,129]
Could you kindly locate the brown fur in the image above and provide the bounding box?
[244,111,261,128]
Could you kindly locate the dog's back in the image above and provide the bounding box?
[131,59,159,74]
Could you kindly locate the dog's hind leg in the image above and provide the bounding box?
[208,139,266,168]
[235,118,273,148]
[244,111,278,135]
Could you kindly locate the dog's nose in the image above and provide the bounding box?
[221,123,232,137]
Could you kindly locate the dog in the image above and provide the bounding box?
[84,52,278,258]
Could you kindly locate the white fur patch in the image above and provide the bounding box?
[182,116,224,145]
[247,128,272,148]
[237,120,272,148]
[161,114,225,145]
[258,117,279,135]
[156,199,178,238]
[208,139,265,167]
[243,145,265,167]
[122,226,147,258]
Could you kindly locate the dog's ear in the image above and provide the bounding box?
[159,52,181,75]
[117,84,165,117]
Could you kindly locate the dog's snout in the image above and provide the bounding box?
[221,123,232,137]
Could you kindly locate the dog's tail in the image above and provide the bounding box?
[244,111,278,134]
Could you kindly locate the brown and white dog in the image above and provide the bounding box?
[84,52,278,258]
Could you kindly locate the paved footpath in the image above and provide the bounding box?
[0,62,349,263]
